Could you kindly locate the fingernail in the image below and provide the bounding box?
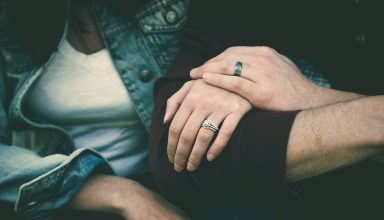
[163,114,168,124]
[174,163,184,172]
[187,162,195,172]
[207,153,215,161]
[190,68,197,76]
[167,153,174,163]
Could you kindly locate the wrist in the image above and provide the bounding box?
[116,179,147,218]
[307,86,334,108]
[304,86,364,109]
[68,175,135,216]
[296,83,326,109]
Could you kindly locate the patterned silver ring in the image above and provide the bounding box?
[201,119,219,132]
[234,61,243,77]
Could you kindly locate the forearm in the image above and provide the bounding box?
[287,95,384,182]
[68,174,188,220]
[68,175,131,216]
[307,86,365,109]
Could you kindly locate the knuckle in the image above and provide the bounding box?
[257,56,271,65]
[224,47,236,53]
[180,135,193,145]
[180,129,195,144]
[232,79,242,91]
[169,125,181,137]
[220,127,233,140]
[223,60,233,73]
[259,46,274,54]
[174,155,187,166]
[197,130,213,143]
[200,98,214,107]
[185,92,198,102]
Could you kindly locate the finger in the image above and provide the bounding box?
[190,46,274,79]
[167,103,194,164]
[207,112,244,161]
[186,113,225,171]
[191,60,234,77]
[173,110,209,172]
[203,73,258,103]
[191,59,254,80]
[164,81,193,124]
[190,46,280,80]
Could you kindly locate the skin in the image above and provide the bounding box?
[65,2,188,218]
[69,175,188,220]
[66,0,105,54]
[165,46,384,182]
[165,80,251,172]
[286,95,384,182]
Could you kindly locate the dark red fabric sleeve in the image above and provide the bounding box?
[148,34,299,203]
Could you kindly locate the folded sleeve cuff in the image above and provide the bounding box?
[15,148,113,220]
[233,110,299,189]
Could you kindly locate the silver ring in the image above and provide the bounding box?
[234,61,243,77]
[201,119,219,132]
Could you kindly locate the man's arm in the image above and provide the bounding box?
[68,175,188,220]
[188,46,384,181]
[287,95,384,182]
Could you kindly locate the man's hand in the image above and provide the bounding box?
[164,80,251,171]
[190,46,362,111]
[68,175,188,220]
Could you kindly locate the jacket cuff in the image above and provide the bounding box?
[15,148,113,220]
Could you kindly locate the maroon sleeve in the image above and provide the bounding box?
[148,33,299,203]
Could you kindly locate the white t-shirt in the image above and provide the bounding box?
[24,38,148,177]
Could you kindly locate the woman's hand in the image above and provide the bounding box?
[190,46,323,111]
[164,80,251,172]
[69,175,188,220]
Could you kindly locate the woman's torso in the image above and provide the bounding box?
[0,0,189,165]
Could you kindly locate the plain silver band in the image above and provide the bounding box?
[201,119,219,132]
[234,61,243,77]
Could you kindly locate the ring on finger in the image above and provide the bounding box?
[201,119,219,132]
[233,61,243,77]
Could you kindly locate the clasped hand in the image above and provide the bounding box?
[164,80,251,172]
[165,46,322,172]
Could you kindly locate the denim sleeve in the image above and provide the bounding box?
[0,71,112,220]
[0,35,113,220]
[0,146,113,220]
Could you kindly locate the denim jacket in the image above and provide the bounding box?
[0,0,189,219]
